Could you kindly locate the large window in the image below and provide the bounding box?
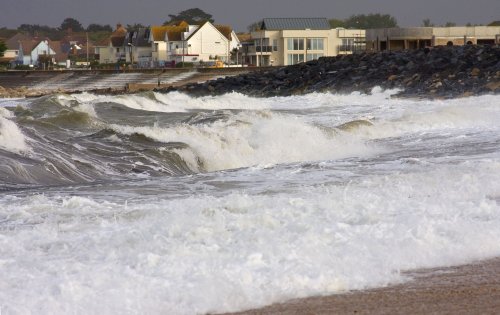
[342,38,354,46]
[287,53,304,65]
[306,53,323,61]
[287,38,304,51]
[273,39,278,51]
[307,38,324,50]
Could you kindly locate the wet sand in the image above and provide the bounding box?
[222,258,500,315]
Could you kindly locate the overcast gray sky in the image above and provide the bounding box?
[1,0,498,32]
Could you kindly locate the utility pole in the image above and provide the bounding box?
[260,31,263,67]
[86,32,89,68]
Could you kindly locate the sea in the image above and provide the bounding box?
[1,88,500,314]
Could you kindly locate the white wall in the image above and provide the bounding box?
[188,23,230,62]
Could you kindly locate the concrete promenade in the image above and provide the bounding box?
[0,67,265,95]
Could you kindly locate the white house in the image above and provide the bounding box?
[149,21,241,66]
[13,39,57,67]
[95,24,127,64]
[124,28,153,67]
[150,25,172,66]
[179,21,240,64]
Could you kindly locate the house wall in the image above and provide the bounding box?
[131,46,153,66]
[97,46,113,64]
[188,24,230,63]
[98,45,125,64]
[16,40,56,65]
[4,49,18,59]
[249,28,365,66]
[30,41,55,65]
[152,41,167,64]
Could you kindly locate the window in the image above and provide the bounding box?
[287,53,304,65]
[307,38,324,50]
[255,38,270,46]
[273,39,278,51]
[306,53,323,61]
[287,38,304,51]
[342,38,354,46]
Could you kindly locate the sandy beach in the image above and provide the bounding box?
[224,258,500,315]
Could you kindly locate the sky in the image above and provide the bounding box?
[1,0,498,32]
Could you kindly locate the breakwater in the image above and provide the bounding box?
[168,45,500,98]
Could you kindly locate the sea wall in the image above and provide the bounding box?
[169,45,500,98]
[0,67,259,98]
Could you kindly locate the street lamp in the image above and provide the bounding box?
[236,43,241,65]
[127,42,134,66]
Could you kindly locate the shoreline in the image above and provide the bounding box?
[222,257,500,315]
[1,45,499,99]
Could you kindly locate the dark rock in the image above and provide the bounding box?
[158,45,500,98]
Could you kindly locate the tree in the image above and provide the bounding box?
[444,22,456,27]
[247,20,262,32]
[126,23,146,31]
[0,27,18,39]
[163,8,214,25]
[18,24,58,34]
[60,18,84,32]
[86,23,112,32]
[422,18,434,27]
[488,20,500,26]
[329,19,345,28]
[0,40,7,58]
[344,13,398,29]
[17,24,63,40]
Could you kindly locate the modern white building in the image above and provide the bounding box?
[246,18,365,66]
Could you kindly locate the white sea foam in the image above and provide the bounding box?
[69,88,401,114]
[1,91,500,314]
[110,110,379,172]
[1,160,500,314]
[55,94,99,118]
[0,107,30,153]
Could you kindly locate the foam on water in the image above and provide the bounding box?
[1,91,500,314]
[1,160,500,314]
[110,110,379,172]
[0,107,30,153]
[65,88,402,114]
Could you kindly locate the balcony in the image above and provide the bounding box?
[255,46,273,53]
[337,44,366,54]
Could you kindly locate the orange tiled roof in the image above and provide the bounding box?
[152,22,189,42]
[95,24,127,47]
[214,25,232,40]
[151,26,170,41]
[236,33,252,42]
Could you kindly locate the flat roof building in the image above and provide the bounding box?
[366,26,500,51]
